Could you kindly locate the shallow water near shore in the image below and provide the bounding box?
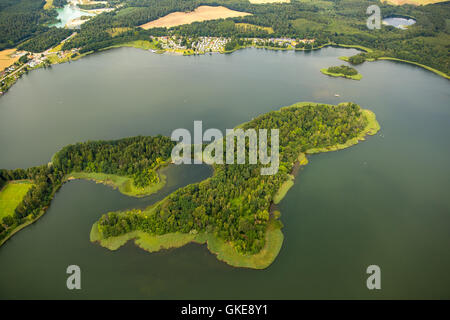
[0,47,449,299]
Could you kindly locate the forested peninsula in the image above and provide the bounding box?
[0,102,380,268]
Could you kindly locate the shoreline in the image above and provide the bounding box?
[64,168,167,198]
[339,55,449,80]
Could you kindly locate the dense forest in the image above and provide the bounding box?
[0,136,175,242]
[96,103,369,254]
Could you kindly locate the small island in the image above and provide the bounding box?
[321,65,362,80]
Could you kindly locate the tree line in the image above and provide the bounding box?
[0,0,448,73]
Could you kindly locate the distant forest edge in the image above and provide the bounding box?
[0,102,380,269]
[1,0,449,76]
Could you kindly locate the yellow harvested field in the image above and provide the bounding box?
[0,49,19,71]
[249,0,290,3]
[381,0,447,5]
[140,6,251,29]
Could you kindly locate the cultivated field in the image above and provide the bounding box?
[249,0,290,3]
[381,0,448,5]
[139,5,251,29]
[0,181,34,220]
[0,49,19,72]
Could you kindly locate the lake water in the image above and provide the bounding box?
[51,4,95,28]
[0,47,449,299]
[383,17,416,29]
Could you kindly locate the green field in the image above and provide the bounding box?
[90,223,199,251]
[0,181,34,220]
[66,170,166,198]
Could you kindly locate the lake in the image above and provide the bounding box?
[0,47,449,299]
